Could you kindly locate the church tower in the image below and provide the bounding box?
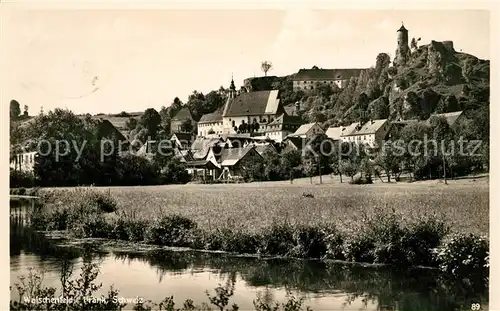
[229,75,236,98]
[394,22,410,66]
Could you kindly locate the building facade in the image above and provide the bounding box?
[171,106,196,134]
[292,67,366,91]
[10,151,37,173]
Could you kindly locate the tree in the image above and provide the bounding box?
[281,149,302,183]
[339,159,358,182]
[301,155,317,184]
[399,121,432,181]
[205,91,225,113]
[10,100,21,119]
[261,61,273,76]
[139,108,162,139]
[375,53,391,76]
[186,91,206,120]
[368,96,390,119]
[373,144,400,182]
[180,119,194,133]
[429,116,454,183]
[23,105,29,117]
[125,117,138,131]
[411,37,419,50]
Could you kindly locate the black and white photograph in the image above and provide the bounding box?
[3,2,496,310]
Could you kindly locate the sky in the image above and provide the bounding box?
[0,9,490,115]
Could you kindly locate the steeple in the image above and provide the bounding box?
[230,74,236,91]
[229,75,236,99]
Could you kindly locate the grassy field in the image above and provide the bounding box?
[78,175,489,237]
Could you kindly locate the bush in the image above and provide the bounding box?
[342,233,375,263]
[86,191,118,213]
[144,214,198,247]
[436,233,489,281]
[289,225,329,259]
[349,176,373,185]
[402,217,449,266]
[259,223,296,256]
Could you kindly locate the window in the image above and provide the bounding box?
[232,120,235,127]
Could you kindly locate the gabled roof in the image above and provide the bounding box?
[339,122,361,136]
[184,160,219,169]
[343,119,389,136]
[254,143,278,156]
[222,90,281,117]
[190,137,225,159]
[171,132,194,142]
[283,136,307,150]
[291,122,323,136]
[173,148,194,162]
[428,111,464,126]
[198,109,223,123]
[172,106,194,121]
[325,126,342,140]
[292,68,365,81]
[219,146,259,167]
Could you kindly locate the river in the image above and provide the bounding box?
[10,199,488,310]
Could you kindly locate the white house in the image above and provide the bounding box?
[10,151,37,173]
[288,122,325,139]
[340,119,391,147]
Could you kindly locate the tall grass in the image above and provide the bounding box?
[32,188,489,282]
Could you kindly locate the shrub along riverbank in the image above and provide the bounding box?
[28,188,489,283]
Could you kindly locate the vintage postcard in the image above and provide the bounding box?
[2,2,497,310]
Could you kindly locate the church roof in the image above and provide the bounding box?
[222,90,281,117]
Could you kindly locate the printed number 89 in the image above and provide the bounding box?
[471,303,481,310]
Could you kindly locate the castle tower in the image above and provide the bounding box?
[394,22,410,66]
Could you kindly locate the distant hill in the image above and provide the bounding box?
[266,40,490,127]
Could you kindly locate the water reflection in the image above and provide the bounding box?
[10,200,488,311]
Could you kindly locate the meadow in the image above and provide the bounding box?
[30,176,489,281]
[90,176,489,237]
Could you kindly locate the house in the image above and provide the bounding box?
[171,106,196,134]
[292,67,366,91]
[10,151,37,173]
[341,119,391,147]
[288,122,325,138]
[185,146,221,181]
[170,133,195,150]
[190,137,227,160]
[197,109,223,137]
[325,126,343,141]
[218,146,263,180]
[265,114,303,142]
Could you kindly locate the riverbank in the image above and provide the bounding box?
[25,183,489,283]
[10,221,489,311]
